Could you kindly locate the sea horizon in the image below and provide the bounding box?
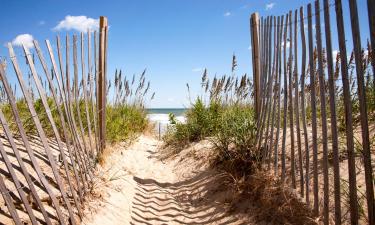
[146,108,188,117]
[146,108,187,135]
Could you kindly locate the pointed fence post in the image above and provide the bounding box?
[250,13,261,119]
[98,16,108,152]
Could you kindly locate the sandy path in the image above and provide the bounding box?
[81,135,250,225]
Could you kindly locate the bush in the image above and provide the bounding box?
[163,55,259,175]
[0,69,153,146]
[164,98,259,174]
[212,105,259,175]
[163,98,223,147]
[106,104,147,143]
[214,105,257,160]
[2,97,61,138]
[1,98,147,145]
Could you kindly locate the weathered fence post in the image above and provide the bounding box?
[250,13,261,119]
[368,0,375,81]
[98,16,108,152]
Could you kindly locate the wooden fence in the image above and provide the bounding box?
[250,0,374,224]
[0,17,108,224]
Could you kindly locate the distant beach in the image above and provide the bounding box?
[146,108,187,123]
[146,108,187,136]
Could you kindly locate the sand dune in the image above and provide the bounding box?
[81,135,259,225]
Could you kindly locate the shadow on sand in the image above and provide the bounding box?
[129,170,251,225]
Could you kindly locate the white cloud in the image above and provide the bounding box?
[192,68,203,72]
[248,45,251,50]
[12,34,34,49]
[53,15,99,32]
[38,20,46,26]
[240,5,249,10]
[266,3,275,10]
[224,12,231,17]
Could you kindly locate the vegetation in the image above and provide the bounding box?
[0,69,153,144]
[164,99,220,146]
[303,45,375,133]
[105,69,153,143]
[106,104,147,142]
[2,97,62,137]
[163,46,375,174]
[164,55,260,174]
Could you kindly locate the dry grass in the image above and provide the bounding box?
[228,171,318,225]
[97,135,139,166]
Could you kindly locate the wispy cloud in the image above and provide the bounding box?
[12,34,34,49]
[192,68,203,72]
[265,3,275,10]
[38,20,46,26]
[224,12,231,17]
[240,4,249,10]
[53,15,99,32]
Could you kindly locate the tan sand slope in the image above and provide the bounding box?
[81,135,259,225]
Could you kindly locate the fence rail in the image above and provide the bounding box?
[0,17,108,225]
[251,0,374,224]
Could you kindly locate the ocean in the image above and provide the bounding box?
[146,108,187,116]
[146,108,188,136]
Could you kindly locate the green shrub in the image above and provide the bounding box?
[2,97,61,137]
[164,99,259,174]
[1,98,147,144]
[106,104,147,143]
[0,69,152,145]
[214,105,256,159]
[212,105,259,175]
[163,98,224,146]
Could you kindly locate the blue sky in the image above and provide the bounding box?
[0,0,371,108]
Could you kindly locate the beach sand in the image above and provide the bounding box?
[81,134,261,225]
